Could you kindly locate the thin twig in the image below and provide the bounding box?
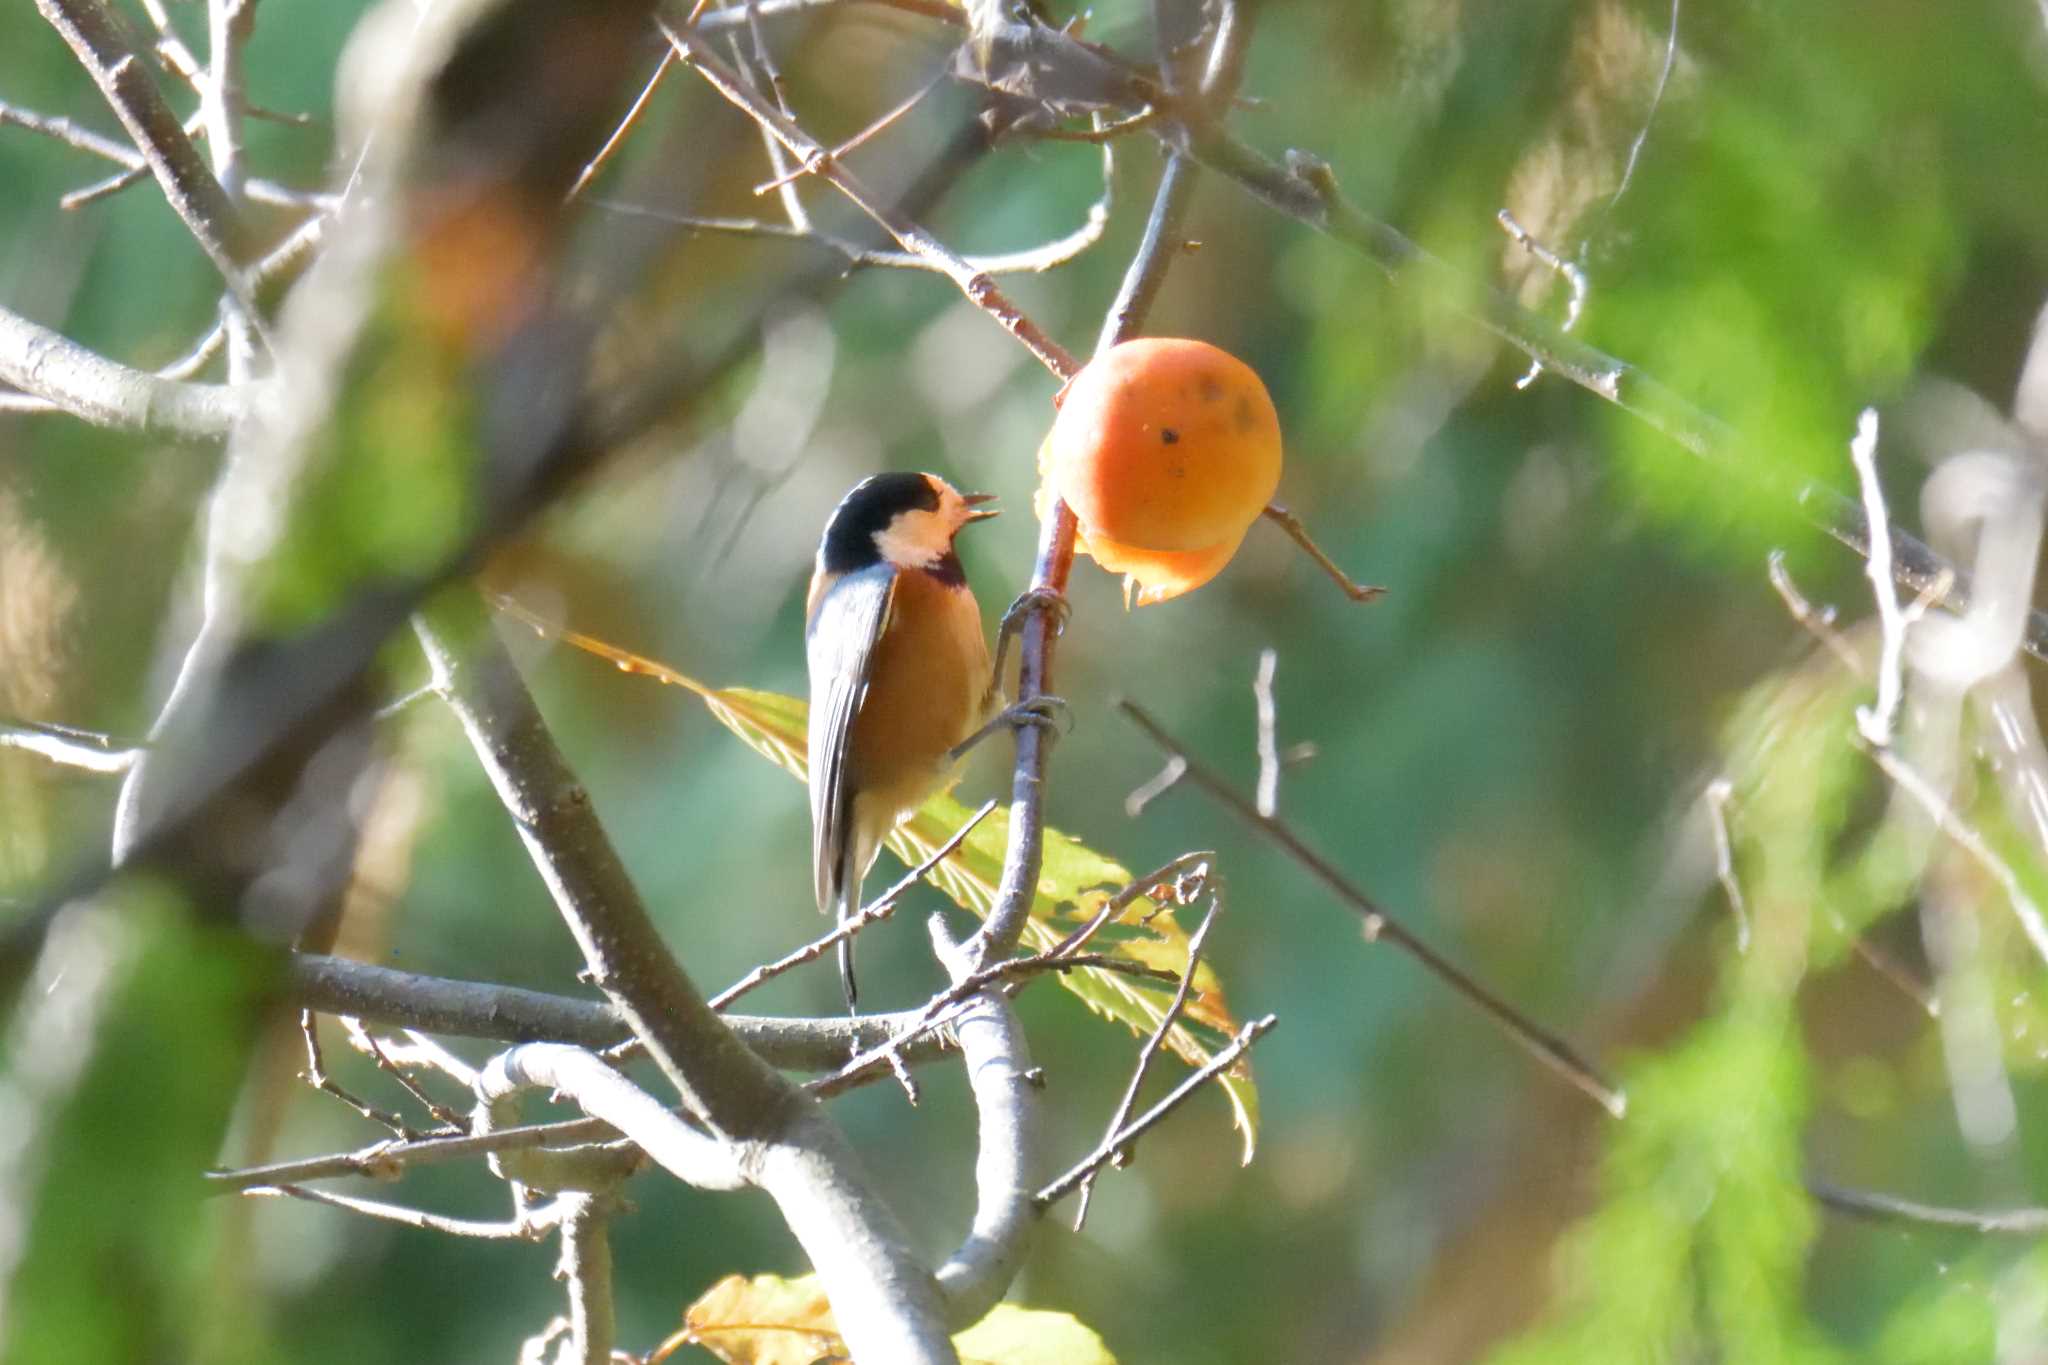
[0,718,139,774]
[0,301,245,438]
[1071,885,1221,1230]
[1036,1014,1277,1207]
[1252,648,1280,819]
[339,1016,469,1127]
[287,952,951,1072]
[1849,409,1908,745]
[1808,1176,2048,1237]
[1040,851,1213,961]
[34,0,268,343]
[668,22,1082,382]
[0,97,143,164]
[1260,504,1384,602]
[244,1182,548,1240]
[750,65,948,197]
[592,173,1113,274]
[1124,755,1187,817]
[1702,778,1751,953]
[1118,698,1627,1118]
[1496,208,1588,390]
[298,1009,426,1138]
[707,799,999,1012]
[565,46,676,202]
[207,1116,626,1192]
[1767,550,1866,673]
[1862,740,2048,969]
[811,952,1181,1100]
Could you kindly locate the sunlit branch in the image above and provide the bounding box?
[668,22,1083,382]
[1118,698,1627,1118]
[1071,884,1220,1230]
[0,302,245,437]
[1808,1177,2048,1237]
[1035,1014,1277,1208]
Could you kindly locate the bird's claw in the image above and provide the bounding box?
[1004,694,1071,736]
[999,587,1070,641]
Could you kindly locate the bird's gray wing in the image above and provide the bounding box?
[806,564,897,916]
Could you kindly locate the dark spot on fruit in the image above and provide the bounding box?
[1199,376,1224,402]
[1161,428,1180,444]
[1235,396,1256,432]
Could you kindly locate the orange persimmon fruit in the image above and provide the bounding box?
[1042,337,1281,605]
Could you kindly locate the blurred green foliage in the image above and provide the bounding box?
[5,1,2048,1363]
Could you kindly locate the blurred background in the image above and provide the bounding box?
[6,1,2048,1361]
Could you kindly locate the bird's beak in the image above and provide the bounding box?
[963,491,1000,523]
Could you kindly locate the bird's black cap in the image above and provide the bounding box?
[818,472,941,573]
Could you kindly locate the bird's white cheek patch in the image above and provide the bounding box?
[872,511,949,569]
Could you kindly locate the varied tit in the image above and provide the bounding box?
[807,472,999,1009]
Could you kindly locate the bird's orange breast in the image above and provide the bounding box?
[846,569,991,820]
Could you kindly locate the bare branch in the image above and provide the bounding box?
[1118,698,1626,1118]
[1071,884,1220,1230]
[1848,409,1909,745]
[929,919,1043,1328]
[413,594,801,1133]
[708,798,999,1013]
[33,0,268,335]
[207,1115,621,1192]
[415,594,962,1364]
[565,47,676,202]
[0,96,142,164]
[668,23,1083,382]
[288,946,955,1072]
[1252,650,1280,819]
[1035,1014,1277,1208]
[1862,740,2048,968]
[0,717,139,774]
[477,1044,746,1193]
[1702,778,1751,953]
[1259,504,1385,602]
[0,302,245,438]
[1124,755,1187,817]
[594,177,1115,276]
[812,952,1180,1101]
[556,1192,622,1365]
[1809,1176,2048,1237]
[244,1182,548,1240]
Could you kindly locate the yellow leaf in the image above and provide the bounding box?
[668,1274,1117,1365]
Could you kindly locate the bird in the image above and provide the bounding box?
[806,471,1002,1011]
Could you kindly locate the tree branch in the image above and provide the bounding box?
[667,22,1083,382]
[1035,1014,1277,1207]
[1809,1177,2048,1237]
[34,0,267,332]
[1118,698,1626,1118]
[0,303,245,438]
[414,591,962,1365]
[928,919,1042,1328]
[287,952,954,1071]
